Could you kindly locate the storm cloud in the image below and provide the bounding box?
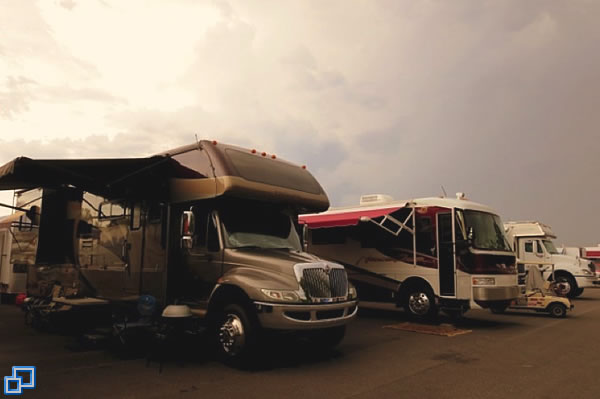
[0,0,599,245]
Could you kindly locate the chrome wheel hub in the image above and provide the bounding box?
[408,292,431,315]
[218,314,245,356]
[555,280,571,296]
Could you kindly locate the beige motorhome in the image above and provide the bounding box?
[0,141,357,362]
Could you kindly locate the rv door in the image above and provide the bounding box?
[437,212,456,297]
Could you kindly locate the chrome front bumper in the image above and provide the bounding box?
[254,300,358,330]
[473,286,520,302]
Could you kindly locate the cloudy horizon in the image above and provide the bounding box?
[1,0,599,246]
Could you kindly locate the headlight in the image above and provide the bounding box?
[348,284,357,300]
[261,289,300,302]
[580,269,593,276]
[472,277,495,286]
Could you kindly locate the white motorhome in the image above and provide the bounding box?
[504,221,597,298]
[300,194,520,318]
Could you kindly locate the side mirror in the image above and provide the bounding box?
[180,211,195,249]
[467,226,474,243]
[26,205,41,226]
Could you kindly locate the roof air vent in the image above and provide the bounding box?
[360,194,393,205]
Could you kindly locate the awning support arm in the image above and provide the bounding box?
[366,208,415,237]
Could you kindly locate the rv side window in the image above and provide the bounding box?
[416,215,435,256]
[525,242,533,253]
[359,219,413,251]
[311,227,347,245]
[192,208,209,248]
[131,204,142,230]
[99,202,128,219]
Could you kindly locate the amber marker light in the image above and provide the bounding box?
[212,140,218,145]
[261,152,267,157]
[251,149,257,154]
[271,155,277,159]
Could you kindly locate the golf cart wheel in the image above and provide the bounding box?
[554,274,577,298]
[215,303,259,366]
[403,284,438,320]
[547,303,567,318]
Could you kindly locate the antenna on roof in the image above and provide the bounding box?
[195,134,204,150]
[440,186,447,198]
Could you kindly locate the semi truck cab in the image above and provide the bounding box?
[504,221,597,298]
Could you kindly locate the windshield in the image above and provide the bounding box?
[220,207,302,251]
[462,210,512,252]
[542,240,559,254]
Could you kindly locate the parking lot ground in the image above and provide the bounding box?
[2,289,600,399]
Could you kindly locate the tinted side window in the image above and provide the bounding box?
[173,149,210,178]
[525,242,533,253]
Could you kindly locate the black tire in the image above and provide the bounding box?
[547,302,567,318]
[308,326,346,349]
[554,274,578,298]
[572,288,584,298]
[403,285,438,320]
[490,305,508,314]
[214,303,259,366]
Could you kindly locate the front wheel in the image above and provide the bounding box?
[215,303,259,366]
[554,275,577,298]
[547,303,567,318]
[403,286,438,320]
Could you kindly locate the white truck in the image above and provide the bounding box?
[556,245,600,285]
[504,221,597,298]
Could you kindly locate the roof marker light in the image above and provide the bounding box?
[212,140,218,145]
[302,165,307,169]
[271,155,277,159]
[261,152,267,157]
[251,149,257,154]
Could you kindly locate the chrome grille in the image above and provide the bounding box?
[299,267,348,299]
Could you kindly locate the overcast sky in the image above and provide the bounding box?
[0,0,598,246]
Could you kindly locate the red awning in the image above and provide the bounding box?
[299,206,404,228]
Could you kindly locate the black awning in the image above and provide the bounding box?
[0,156,187,199]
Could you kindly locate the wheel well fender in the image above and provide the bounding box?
[551,270,575,282]
[397,277,435,303]
[207,284,252,320]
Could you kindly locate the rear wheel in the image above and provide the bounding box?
[547,302,567,318]
[403,285,438,320]
[572,288,584,297]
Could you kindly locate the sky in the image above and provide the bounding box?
[0,0,598,246]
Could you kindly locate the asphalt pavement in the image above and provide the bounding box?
[1,289,599,399]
